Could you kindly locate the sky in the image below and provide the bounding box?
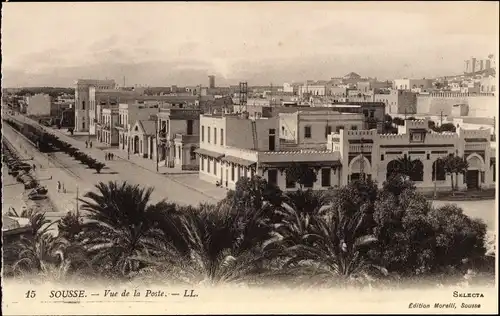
[2,2,498,88]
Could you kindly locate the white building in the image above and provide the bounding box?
[74,79,116,133]
[196,113,495,192]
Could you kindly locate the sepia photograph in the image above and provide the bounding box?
[1,1,498,314]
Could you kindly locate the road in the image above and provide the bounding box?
[3,115,220,207]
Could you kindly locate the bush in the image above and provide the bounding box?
[92,162,105,174]
[370,177,487,276]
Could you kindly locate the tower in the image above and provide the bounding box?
[208,75,215,89]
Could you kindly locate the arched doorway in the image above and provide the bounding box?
[133,135,139,154]
[386,160,400,180]
[466,155,483,189]
[349,155,371,182]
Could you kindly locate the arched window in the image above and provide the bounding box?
[432,159,446,181]
[386,160,400,180]
[410,160,424,182]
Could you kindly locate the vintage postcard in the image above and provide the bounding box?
[1,1,498,315]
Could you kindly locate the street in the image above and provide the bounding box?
[3,115,222,207]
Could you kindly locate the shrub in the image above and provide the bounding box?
[92,162,105,174]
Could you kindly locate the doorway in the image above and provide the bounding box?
[466,170,479,190]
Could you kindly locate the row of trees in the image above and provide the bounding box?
[5,117,107,174]
[4,173,492,287]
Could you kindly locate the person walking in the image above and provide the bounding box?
[85,140,88,148]
[89,141,93,148]
[57,181,61,193]
[62,183,66,193]
[110,153,114,160]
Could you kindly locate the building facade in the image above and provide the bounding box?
[393,78,433,91]
[157,108,200,170]
[97,107,119,146]
[196,114,495,192]
[74,79,116,133]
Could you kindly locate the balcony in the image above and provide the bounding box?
[174,133,199,144]
[114,123,126,130]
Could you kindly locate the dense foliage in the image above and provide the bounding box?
[4,173,492,287]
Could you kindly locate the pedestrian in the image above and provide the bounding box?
[111,153,114,160]
[90,141,92,148]
[62,183,66,193]
[105,153,109,160]
[85,140,88,148]
[57,181,61,193]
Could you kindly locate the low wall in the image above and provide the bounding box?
[416,95,497,117]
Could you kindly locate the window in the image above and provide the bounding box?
[268,169,278,185]
[207,158,211,173]
[187,120,193,135]
[231,164,235,181]
[285,171,296,188]
[221,129,224,146]
[321,168,331,187]
[269,129,276,135]
[178,146,181,159]
[304,126,312,138]
[201,157,204,171]
[282,126,285,134]
[82,101,86,110]
[481,171,485,183]
[351,125,358,130]
[369,110,375,118]
[82,122,85,129]
[214,160,217,175]
[325,125,332,138]
[380,154,384,161]
[207,127,211,143]
[201,126,205,142]
[214,128,217,144]
[493,164,496,182]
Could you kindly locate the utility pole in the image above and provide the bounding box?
[155,105,160,173]
[76,185,79,216]
[127,133,130,160]
[433,158,438,199]
[360,137,365,181]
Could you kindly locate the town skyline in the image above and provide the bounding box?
[2,2,498,88]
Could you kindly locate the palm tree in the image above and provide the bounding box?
[6,209,67,278]
[394,155,419,180]
[271,205,386,286]
[78,181,166,277]
[133,203,272,286]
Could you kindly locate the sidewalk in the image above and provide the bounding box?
[3,124,89,216]
[42,122,227,202]
[15,115,227,204]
